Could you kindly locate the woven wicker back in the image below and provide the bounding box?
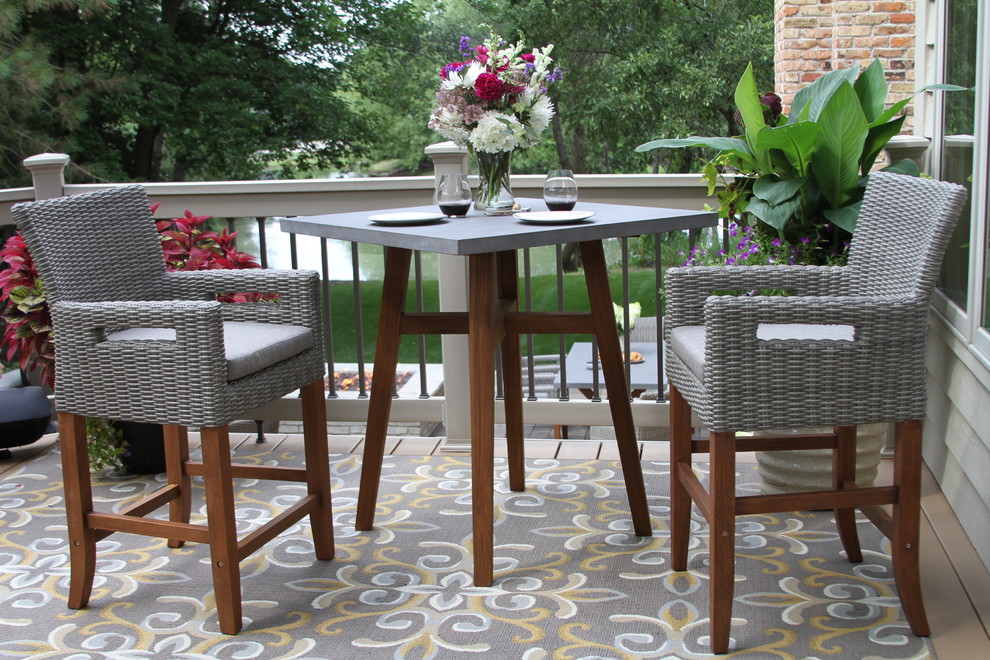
[11,185,168,304]
[845,171,968,298]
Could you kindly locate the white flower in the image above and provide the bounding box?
[527,96,555,135]
[469,112,526,153]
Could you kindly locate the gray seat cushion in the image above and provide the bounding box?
[107,321,313,381]
[670,323,856,384]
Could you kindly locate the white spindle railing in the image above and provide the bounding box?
[2,146,718,441]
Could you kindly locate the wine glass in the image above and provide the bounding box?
[543,169,578,211]
[435,174,472,217]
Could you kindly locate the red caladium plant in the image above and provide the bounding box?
[1,203,273,388]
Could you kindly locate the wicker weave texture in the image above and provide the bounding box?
[664,171,968,432]
[11,185,326,428]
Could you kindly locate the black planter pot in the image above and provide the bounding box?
[0,386,52,459]
[116,421,166,474]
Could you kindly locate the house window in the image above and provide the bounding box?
[938,0,979,308]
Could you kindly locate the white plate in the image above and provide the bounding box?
[369,212,446,225]
[515,210,595,225]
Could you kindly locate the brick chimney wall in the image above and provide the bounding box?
[774,1,917,127]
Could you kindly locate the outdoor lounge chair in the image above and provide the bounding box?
[663,171,968,653]
[11,185,334,634]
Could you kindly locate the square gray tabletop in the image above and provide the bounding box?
[281,198,717,255]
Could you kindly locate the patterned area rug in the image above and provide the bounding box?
[0,445,933,659]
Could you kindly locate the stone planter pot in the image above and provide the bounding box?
[755,423,887,495]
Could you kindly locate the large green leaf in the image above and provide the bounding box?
[636,137,751,154]
[788,65,859,124]
[824,201,862,233]
[810,83,868,208]
[754,121,820,174]
[753,174,805,204]
[881,158,921,176]
[734,63,769,169]
[860,114,906,174]
[747,195,802,231]
[853,59,887,123]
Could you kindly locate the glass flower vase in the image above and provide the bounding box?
[475,150,515,215]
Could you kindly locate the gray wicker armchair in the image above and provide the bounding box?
[11,184,334,634]
[664,171,967,653]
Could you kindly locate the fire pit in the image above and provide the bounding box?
[327,370,414,393]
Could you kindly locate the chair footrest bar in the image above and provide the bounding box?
[237,495,319,560]
[735,486,898,516]
[185,462,308,482]
[676,462,713,523]
[692,433,838,454]
[88,512,212,544]
[859,503,894,539]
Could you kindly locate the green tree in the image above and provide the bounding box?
[1,0,417,185]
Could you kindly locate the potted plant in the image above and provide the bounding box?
[637,60,964,492]
[638,59,963,262]
[0,205,269,473]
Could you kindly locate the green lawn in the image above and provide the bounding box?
[326,269,663,363]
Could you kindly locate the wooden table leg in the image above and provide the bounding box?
[497,250,525,492]
[580,240,653,537]
[469,252,498,586]
[355,247,412,531]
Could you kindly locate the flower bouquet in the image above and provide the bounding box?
[429,31,561,214]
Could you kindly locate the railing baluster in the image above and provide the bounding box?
[523,248,537,401]
[289,231,298,270]
[352,242,368,398]
[655,232,665,402]
[414,251,429,399]
[621,236,632,395]
[255,217,268,268]
[320,238,336,399]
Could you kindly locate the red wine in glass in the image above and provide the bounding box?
[546,200,576,211]
[439,202,472,217]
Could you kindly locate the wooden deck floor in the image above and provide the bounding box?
[3,432,989,659]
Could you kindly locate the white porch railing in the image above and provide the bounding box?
[1,146,718,447]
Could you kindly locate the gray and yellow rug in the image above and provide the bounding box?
[0,445,932,659]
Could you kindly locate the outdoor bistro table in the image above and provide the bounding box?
[281,198,716,586]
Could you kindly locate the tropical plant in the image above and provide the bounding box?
[637,60,963,261]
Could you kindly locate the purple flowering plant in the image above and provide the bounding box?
[428,30,560,155]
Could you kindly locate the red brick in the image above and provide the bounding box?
[874,1,907,10]
[890,13,915,23]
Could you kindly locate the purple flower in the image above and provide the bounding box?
[459,36,473,55]
[771,238,782,247]
[726,257,736,265]
[799,236,810,243]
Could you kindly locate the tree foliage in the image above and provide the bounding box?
[0,0,420,186]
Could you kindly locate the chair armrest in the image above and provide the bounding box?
[664,265,847,333]
[50,300,228,383]
[702,294,928,370]
[161,269,322,327]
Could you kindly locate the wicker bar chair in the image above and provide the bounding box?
[11,185,334,634]
[663,171,967,654]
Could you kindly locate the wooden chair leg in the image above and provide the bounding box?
[832,425,863,562]
[164,424,190,549]
[669,385,693,571]
[891,420,930,636]
[58,412,97,609]
[301,378,335,560]
[709,430,736,654]
[200,425,242,635]
[497,250,525,493]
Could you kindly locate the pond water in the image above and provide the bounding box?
[232,217,627,280]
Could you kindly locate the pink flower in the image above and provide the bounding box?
[521,52,535,63]
[474,73,506,100]
[475,45,489,65]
